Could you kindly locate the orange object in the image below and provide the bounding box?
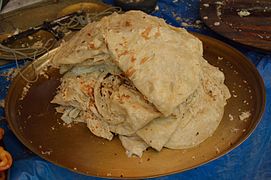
[0,147,12,171]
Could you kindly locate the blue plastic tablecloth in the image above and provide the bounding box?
[1,0,270,179]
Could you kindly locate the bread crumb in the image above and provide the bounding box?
[41,150,52,155]
[214,22,220,26]
[203,3,209,7]
[215,146,220,153]
[238,10,251,17]
[218,56,223,60]
[239,111,251,121]
[257,34,264,39]
[192,156,196,160]
[229,114,234,121]
[203,16,208,20]
[215,1,223,5]
[40,71,49,79]
[231,128,240,133]
[216,3,223,18]
[20,83,31,100]
[28,36,33,40]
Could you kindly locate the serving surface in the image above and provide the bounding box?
[5,33,265,178]
[200,0,271,52]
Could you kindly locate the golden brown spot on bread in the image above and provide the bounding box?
[132,104,140,109]
[119,94,130,103]
[131,54,136,63]
[120,94,130,101]
[87,86,94,96]
[125,67,136,77]
[140,56,150,64]
[119,40,128,48]
[125,21,132,27]
[88,43,95,49]
[141,27,152,40]
[118,50,129,58]
[155,27,161,38]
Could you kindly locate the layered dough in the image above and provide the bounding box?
[52,61,161,141]
[51,11,230,157]
[52,11,202,116]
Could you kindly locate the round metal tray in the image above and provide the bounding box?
[5,33,265,178]
[200,0,271,52]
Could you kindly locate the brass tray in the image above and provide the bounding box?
[5,33,265,178]
[200,0,271,52]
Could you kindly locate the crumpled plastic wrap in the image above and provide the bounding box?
[0,0,270,179]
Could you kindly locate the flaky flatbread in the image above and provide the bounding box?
[52,11,203,116]
[50,10,231,157]
[165,60,231,148]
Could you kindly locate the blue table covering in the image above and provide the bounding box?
[1,0,270,179]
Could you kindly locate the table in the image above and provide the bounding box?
[0,0,270,179]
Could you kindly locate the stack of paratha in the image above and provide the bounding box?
[51,11,231,157]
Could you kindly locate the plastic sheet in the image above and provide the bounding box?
[0,0,270,179]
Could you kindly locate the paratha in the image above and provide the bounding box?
[51,10,230,157]
[52,11,203,116]
[52,59,161,141]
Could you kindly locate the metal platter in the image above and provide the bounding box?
[0,1,114,63]
[200,0,271,52]
[0,30,56,60]
[5,33,265,178]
